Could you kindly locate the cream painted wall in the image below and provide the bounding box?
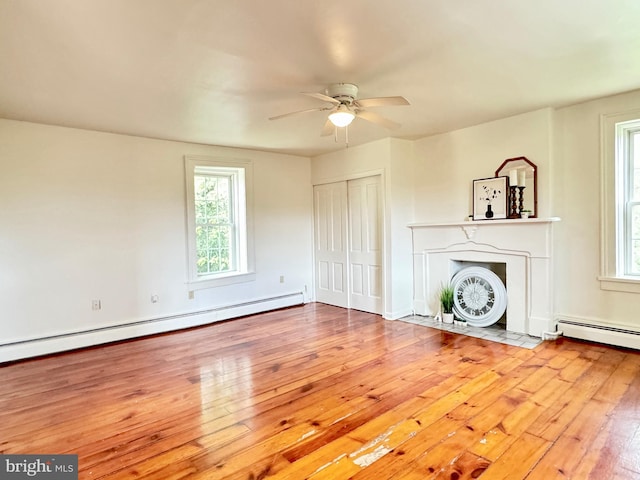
[311,138,415,319]
[311,137,392,183]
[412,108,554,223]
[0,119,313,355]
[386,139,415,320]
[554,89,640,329]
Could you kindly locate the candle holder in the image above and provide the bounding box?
[518,186,525,215]
[508,186,519,219]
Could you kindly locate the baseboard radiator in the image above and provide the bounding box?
[557,318,640,350]
[0,292,305,363]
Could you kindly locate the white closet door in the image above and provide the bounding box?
[313,181,348,308]
[313,176,383,315]
[348,176,382,314]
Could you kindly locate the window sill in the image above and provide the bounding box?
[188,272,256,290]
[598,275,640,293]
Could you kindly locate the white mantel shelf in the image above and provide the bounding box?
[408,217,561,228]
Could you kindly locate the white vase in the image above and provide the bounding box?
[521,212,530,219]
[442,313,454,324]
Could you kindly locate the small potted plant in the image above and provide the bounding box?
[520,209,532,219]
[439,283,455,324]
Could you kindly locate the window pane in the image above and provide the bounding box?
[208,251,220,272]
[196,225,207,251]
[219,249,230,270]
[196,253,209,274]
[220,226,230,248]
[208,226,219,249]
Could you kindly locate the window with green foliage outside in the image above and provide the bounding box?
[184,156,254,289]
[194,173,234,275]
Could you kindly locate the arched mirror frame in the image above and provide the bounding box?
[495,156,538,218]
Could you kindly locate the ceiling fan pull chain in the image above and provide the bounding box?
[345,124,349,147]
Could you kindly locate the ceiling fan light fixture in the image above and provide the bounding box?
[328,106,355,127]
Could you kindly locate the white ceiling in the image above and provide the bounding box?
[2,1,640,157]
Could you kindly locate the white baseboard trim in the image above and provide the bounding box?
[0,292,305,363]
[557,315,640,350]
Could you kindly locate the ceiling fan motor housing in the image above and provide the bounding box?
[327,83,358,105]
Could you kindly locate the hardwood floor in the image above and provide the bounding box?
[1,303,639,479]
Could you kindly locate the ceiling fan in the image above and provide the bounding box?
[269,83,409,136]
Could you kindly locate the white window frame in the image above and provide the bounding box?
[184,155,255,289]
[599,109,640,293]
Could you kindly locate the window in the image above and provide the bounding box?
[600,110,640,292]
[618,120,640,275]
[185,156,254,289]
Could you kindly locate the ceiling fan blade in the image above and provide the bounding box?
[269,107,329,121]
[355,96,410,108]
[301,92,341,105]
[356,110,401,130]
[320,118,335,137]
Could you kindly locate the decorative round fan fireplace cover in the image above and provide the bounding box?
[451,266,507,327]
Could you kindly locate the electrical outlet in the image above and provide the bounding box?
[279,275,285,283]
[188,291,195,300]
[151,294,159,303]
[91,300,101,311]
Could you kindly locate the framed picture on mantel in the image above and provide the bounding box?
[473,176,508,220]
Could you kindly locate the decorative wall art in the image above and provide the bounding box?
[473,176,508,220]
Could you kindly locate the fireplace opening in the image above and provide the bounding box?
[450,260,507,328]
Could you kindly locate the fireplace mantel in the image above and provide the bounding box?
[408,217,560,337]
[408,217,560,228]
[408,218,560,241]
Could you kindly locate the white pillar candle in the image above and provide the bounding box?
[518,170,526,187]
[509,169,518,186]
